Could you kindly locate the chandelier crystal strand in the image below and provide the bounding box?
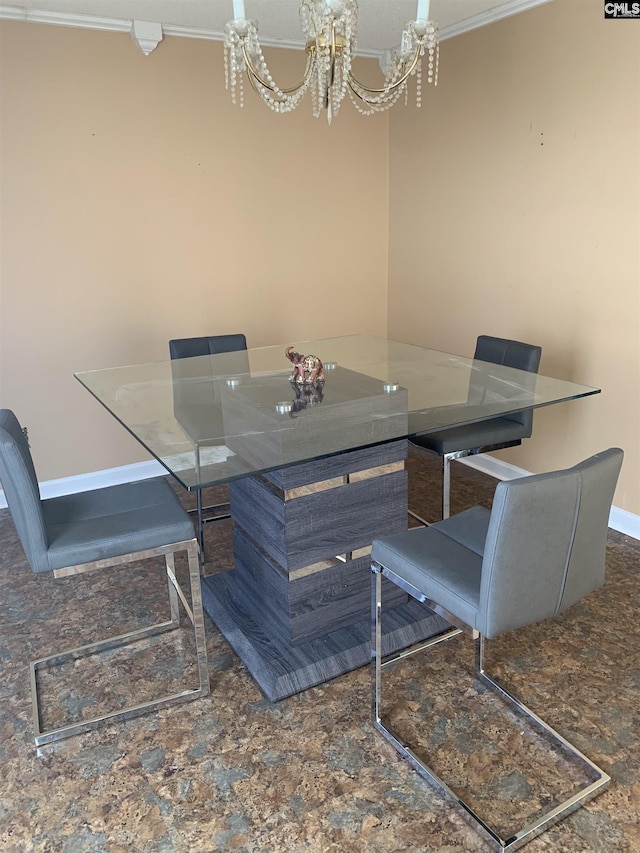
[348,78,407,116]
[223,1,439,120]
[425,22,439,85]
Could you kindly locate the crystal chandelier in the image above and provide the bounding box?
[224,1,439,123]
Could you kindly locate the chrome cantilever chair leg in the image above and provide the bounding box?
[406,449,479,527]
[193,446,231,563]
[441,449,466,519]
[30,538,209,749]
[407,446,514,527]
[371,563,611,852]
[438,442,522,521]
[407,451,469,527]
[439,445,521,521]
[195,489,231,562]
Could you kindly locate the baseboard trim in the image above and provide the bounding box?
[0,459,166,509]
[1,455,638,541]
[460,454,640,541]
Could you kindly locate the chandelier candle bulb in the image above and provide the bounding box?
[232,0,245,21]
[417,0,430,21]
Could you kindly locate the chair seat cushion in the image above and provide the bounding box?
[41,478,195,572]
[411,417,530,455]
[372,506,490,628]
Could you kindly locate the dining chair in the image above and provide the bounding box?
[169,333,248,361]
[372,447,623,851]
[0,408,210,748]
[410,335,542,522]
[169,334,248,559]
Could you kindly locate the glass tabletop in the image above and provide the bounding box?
[75,334,600,490]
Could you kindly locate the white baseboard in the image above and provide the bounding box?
[461,455,640,541]
[1,455,638,542]
[0,459,166,508]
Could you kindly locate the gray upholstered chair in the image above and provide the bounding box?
[169,333,247,361]
[372,447,623,851]
[169,334,248,558]
[410,335,542,521]
[0,409,209,748]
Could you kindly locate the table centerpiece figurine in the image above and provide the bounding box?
[285,346,325,386]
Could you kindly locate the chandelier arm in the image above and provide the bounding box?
[347,44,422,101]
[240,40,312,97]
[244,62,272,99]
[224,3,440,119]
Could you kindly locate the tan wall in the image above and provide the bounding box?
[388,0,640,515]
[2,5,639,517]
[0,22,389,480]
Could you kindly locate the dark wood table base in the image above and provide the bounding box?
[201,571,447,700]
[201,440,449,701]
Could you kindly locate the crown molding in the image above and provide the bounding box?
[0,0,555,58]
[0,4,131,32]
[440,0,554,40]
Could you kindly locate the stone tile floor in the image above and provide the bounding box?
[0,447,638,852]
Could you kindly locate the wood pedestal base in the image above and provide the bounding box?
[201,440,448,700]
[201,571,448,700]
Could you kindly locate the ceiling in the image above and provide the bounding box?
[1,0,551,56]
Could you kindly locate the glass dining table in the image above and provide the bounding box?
[75,334,600,700]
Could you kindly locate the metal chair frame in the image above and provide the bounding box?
[371,562,611,852]
[193,445,231,561]
[31,537,209,748]
[408,440,522,526]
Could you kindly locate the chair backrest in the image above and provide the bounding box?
[0,409,49,573]
[169,334,247,360]
[478,447,623,638]
[473,335,542,431]
[169,334,249,410]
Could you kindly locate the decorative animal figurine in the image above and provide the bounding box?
[285,346,325,385]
